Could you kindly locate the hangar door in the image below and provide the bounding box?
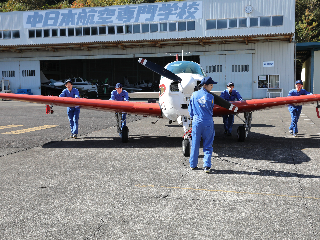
[200,54,252,99]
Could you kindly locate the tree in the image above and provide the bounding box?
[295,0,320,43]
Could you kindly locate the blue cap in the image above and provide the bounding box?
[227,82,234,87]
[64,79,72,85]
[296,80,303,85]
[201,77,217,85]
[115,83,123,88]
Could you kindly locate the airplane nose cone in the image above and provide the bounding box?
[179,74,197,94]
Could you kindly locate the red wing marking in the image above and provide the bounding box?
[0,93,162,117]
[213,95,320,116]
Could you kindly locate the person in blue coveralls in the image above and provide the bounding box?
[59,79,80,138]
[220,82,243,136]
[188,76,217,173]
[288,80,311,137]
[110,83,129,129]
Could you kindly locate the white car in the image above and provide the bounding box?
[67,77,97,92]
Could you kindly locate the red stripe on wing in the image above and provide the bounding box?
[212,95,320,116]
[0,93,162,117]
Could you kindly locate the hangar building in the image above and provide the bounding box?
[0,0,295,99]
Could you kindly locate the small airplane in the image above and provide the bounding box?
[1,58,320,157]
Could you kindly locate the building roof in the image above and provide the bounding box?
[0,33,294,53]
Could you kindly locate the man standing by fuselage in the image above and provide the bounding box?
[220,82,243,136]
[188,77,217,173]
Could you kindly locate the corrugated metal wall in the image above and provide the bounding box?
[0,0,295,46]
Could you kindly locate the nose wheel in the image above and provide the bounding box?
[182,129,192,157]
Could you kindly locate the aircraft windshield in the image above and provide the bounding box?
[166,61,205,76]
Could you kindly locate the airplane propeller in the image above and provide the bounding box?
[138,58,182,82]
[138,58,238,113]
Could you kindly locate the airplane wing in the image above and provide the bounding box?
[0,93,162,117]
[2,93,320,118]
[212,94,320,116]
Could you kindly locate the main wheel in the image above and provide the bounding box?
[121,126,129,143]
[182,139,191,157]
[237,126,246,142]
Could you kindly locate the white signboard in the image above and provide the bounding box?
[263,61,274,67]
[23,1,202,28]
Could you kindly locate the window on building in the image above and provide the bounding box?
[258,75,279,88]
[187,21,195,30]
[133,24,140,33]
[22,70,36,77]
[169,22,176,31]
[125,25,132,34]
[150,23,158,32]
[83,27,90,36]
[36,29,42,38]
[12,30,20,39]
[160,23,167,31]
[117,26,123,34]
[75,27,82,36]
[206,65,223,73]
[0,31,2,39]
[108,26,115,34]
[239,18,247,28]
[232,65,249,72]
[29,30,35,38]
[99,26,106,35]
[2,71,15,78]
[3,31,11,39]
[51,29,58,37]
[43,29,50,38]
[272,16,283,26]
[206,20,216,30]
[60,29,66,36]
[91,27,98,35]
[68,28,74,37]
[260,16,271,27]
[229,19,237,28]
[250,17,258,27]
[178,22,186,31]
[217,19,227,29]
[142,24,149,33]
[269,75,280,88]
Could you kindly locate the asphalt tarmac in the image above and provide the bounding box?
[0,100,320,239]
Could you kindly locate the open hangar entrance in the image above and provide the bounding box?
[40,55,200,97]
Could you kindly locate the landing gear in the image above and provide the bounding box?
[182,139,191,157]
[121,126,129,143]
[116,112,128,143]
[182,129,192,157]
[236,112,252,142]
[237,126,246,142]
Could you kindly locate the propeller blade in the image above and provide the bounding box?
[138,58,182,82]
[212,93,238,112]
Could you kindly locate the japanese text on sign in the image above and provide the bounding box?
[23,1,202,28]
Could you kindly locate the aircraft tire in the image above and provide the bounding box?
[182,139,191,157]
[237,126,246,142]
[121,126,129,143]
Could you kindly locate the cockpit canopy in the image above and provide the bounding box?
[165,61,205,76]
